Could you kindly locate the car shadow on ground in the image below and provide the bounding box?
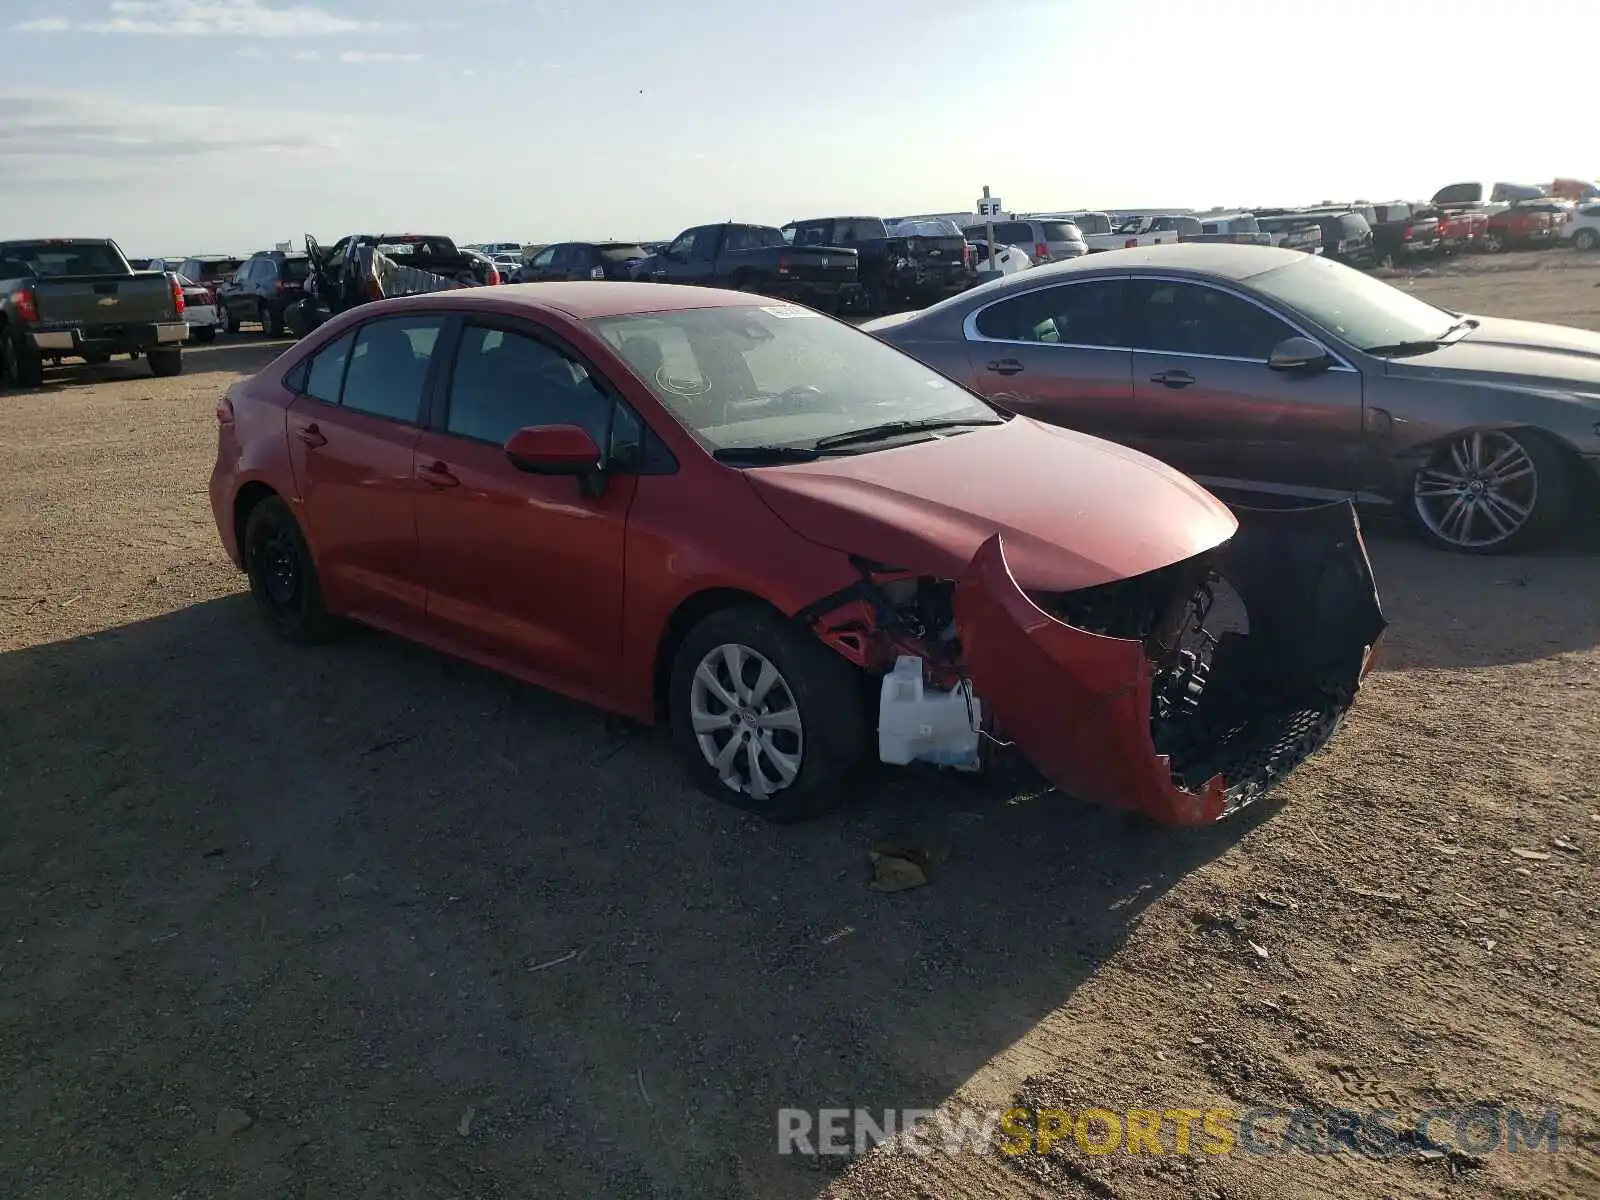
[1355,520,1600,671]
[0,595,1271,1200]
[0,337,295,394]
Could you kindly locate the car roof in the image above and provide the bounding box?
[372,281,784,320]
[995,241,1306,280]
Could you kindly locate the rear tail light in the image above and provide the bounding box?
[1125,237,1138,248]
[169,273,185,315]
[486,265,501,285]
[215,396,234,425]
[1033,242,1048,261]
[11,287,38,322]
[962,243,973,268]
[777,254,792,276]
[1403,225,1413,239]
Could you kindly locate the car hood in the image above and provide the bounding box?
[1392,315,1600,389]
[743,417,1238,593]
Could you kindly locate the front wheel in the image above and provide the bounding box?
[148,347,183,377]
[1481,230,1506,254]
[1410,428,1572,554]
[217,302,234,335]
[1574,228,1599,252]
[243,496,338,643]
[1,334,44,388]
[668,606,869,823]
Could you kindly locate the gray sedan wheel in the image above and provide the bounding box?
[1411,429,1570,553]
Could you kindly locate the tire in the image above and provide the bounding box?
[256,301,274,336]
[1482,230,1506,254]
[190,325,216,343]
[1575,228,1599,252]
[1409,428,1573,554]
[264,304,286,338]
[148,347,183,378]
[667,605,869,823]
[1,333,44,388]
[242,496,338,643]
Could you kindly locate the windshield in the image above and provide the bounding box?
[589,304,1000,453]
[1247,254,1456,351]
[1,241,127,276]
[280,257,311,280]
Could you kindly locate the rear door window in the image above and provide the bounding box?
[974,280,1128,347]
[340,315,447,422]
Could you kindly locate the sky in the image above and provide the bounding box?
[0,0,1591,255]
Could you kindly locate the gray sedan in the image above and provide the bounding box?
[863,243,1600,553]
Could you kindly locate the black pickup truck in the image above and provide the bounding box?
[639,223,862,313]
[0,238,187,387]
[1370,203,1441,264]
[779,216,973,314]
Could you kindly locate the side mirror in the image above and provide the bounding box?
[503,424,602,475]
[1268,335,1333,373]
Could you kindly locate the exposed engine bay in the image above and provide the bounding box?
[801,500,1387,825]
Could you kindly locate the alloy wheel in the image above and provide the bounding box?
[1413,431,1538,550]
[688,642,804,800]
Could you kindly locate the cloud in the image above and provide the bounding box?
[339,50,423,63]
[13,0,397,37]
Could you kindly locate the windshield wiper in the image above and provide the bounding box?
[1366,318,1479,358]
[811,417,1003,452]
[711,445,822,465]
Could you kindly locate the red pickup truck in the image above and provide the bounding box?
[1484,201,1561,253]
[1426,207,1487,253]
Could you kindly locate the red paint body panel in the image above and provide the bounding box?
[954,534,1226,825]
[745,417,1237,591]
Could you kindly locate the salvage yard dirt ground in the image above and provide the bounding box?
[2,251,1597,1200]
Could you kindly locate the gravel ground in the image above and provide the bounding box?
[2,252,1597,1200]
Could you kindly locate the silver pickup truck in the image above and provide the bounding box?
[0,238,189,388]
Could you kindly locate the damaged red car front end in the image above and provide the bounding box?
[804,500,1385,825]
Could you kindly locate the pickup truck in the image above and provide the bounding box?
[1484,201,1561,254]
[1026,210,1176,251]
[292,232,496,333]
[1252,214,1325,253]
[780,215,971,313]
[0,238,187,387]
[1174,214,1273,246]
[1369,203,1441,263]
[641,222,862,313]
[1419,206,1486,254]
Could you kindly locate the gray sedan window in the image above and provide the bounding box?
[1131,280,1294,361]
[973,280,1127,347]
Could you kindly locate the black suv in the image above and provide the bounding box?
[216,251,311,336]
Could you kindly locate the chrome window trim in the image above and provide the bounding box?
[962,271,1358,373]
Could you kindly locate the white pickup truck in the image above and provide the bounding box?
[1021,210,1180,252]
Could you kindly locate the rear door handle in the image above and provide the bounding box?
[1150,370,1195,388]
[985,358,1024,376]
[295,423,327,448]
[415,460,459,488]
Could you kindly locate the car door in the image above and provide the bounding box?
[961,277,1135,438]
[1126,277,1367,497]
[284,312,448,628]
[411,317,637,690]
[525,245,559,281]
[652,228,715,284]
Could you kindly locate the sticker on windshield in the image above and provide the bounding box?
[926,379,947,388]
[760,305,805,318]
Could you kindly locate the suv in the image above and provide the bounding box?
[177,255,245,298]
[960,218,1086,264]
[215,251,311,336]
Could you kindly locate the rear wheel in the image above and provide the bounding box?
[243,496,338,643]
[1574,227,1599,252]
[1,333,44,388]
[668,605,869,823]
[148,347,183,377]
[1410,428,1571,553]
[1482,230,1506,254]
[217,302,234,335]
[190,324,216,343]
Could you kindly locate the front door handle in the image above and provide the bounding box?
[295,423,327,448]
[1150,370,1195,388]
[986,358,1024,376]
[415,460,459,488]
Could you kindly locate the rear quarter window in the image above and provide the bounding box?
[1039,222,1081,242]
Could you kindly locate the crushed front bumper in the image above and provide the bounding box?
[952,501,1386,825]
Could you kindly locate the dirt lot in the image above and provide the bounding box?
[2,252,1597,1200]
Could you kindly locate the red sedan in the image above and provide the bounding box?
[209,283,1385,825]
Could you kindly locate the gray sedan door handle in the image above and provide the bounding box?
[1150,369,1195,388]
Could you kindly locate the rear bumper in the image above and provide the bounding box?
[29,322,188,354]
[952,501,1386,825]
[185,305,219,328]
